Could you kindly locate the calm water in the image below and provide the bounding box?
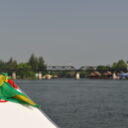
[16,79,128,128]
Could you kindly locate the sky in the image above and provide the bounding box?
[0,0,128,68]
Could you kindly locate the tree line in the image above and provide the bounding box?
[0,54,47,79]
[0,54,127,79]
[80,60,128,78]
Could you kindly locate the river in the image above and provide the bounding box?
[16,79,128,128]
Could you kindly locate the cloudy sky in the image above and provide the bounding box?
[0,0,128,68]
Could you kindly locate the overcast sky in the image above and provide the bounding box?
[0,0,128,68]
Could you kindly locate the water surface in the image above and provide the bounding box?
[16,79,128,128]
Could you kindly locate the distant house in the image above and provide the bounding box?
[88,71,101,79]
[47,66,76,71]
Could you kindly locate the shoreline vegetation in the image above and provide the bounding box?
[0,54,128,80]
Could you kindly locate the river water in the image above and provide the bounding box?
[16,79,128,128]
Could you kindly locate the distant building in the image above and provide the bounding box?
[47,66,76,71]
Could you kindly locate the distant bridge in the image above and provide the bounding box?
[47,66,96,72]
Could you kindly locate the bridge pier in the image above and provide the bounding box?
[12,72,16,80]
[38,72,42,80]
[75,72,80,80]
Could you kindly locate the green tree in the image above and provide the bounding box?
[0,60,6,72]
[96,65,111,73]
[28,54,47,73]
[17,63,35,79]
[112,60,127,72]
[80,71,87,78]
[4,58,17,74]
[38,56,47,72]
[85,66,96,75]
[28,54,38,72]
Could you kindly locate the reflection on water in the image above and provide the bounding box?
[16,79,128,128]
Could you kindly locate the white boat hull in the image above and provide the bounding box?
[0,101,58,128]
